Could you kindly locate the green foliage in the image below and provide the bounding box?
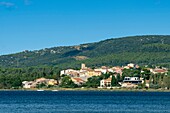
[168,70,170,76]
[0,66,60,89]
[137,84,144,89]
[0,35,170,89]
[122,68,141,77]
[117,74,121,82]
[0,74,22,89]
[149,73,170,89]
[111,76,117,86]
[36,83,46,89]
[141,68,151,80]
[84,76,100,88]
[163,76,170,89]
[0,35,170,69]
[60,76,77,88]
[149,84,160,89]
[100,73,110,79]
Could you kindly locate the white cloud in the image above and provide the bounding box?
[0,1,15,8]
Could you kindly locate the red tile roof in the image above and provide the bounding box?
[154,69,167,73]
[73,78,85,82]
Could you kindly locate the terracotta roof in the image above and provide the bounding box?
[72,78,85,82]
[154,69,167,73]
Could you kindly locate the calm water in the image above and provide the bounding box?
[0,91,169,113]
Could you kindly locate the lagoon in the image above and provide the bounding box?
[0,91,169,113]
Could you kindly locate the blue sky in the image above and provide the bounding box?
[0,0,170,55]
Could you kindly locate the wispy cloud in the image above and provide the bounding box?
[0,0,32,10]
[0,1,15,8]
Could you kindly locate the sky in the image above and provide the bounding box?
[0,0,170,55]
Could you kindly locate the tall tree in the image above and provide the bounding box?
[111,76,117,86]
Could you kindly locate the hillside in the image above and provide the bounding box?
[0,35,170,69]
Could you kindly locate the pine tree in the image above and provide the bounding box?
[117,74,121,82]
[111,75,117,86]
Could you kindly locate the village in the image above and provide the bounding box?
[22,63,169,90]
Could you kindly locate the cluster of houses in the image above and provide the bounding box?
[22,63,168,89]
[60,63,123,86]
[22,78,58,89]
[60,63,168,88]
[99,76,143,88]
[60,63,144,88]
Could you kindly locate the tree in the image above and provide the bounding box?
[163,76,170,89]
[100,73,111,80]
[141,68,151,80]
[117,74,121,82]
[111,76,117,86]
[36,83,46,89]
[60,76,77,88]
[85,76,100,88]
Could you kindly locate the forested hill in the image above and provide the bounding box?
[0,35,170,69]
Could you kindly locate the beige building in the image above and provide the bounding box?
[22,78,58,89]
[71,78,85,86]
[150,68,168,74]
[100,77,112,88]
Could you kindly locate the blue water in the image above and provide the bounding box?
[0,91,169,113]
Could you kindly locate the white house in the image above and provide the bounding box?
[123,77,142,84]
[99,77,112,88]
[22,81,36,89]
[120,77,142,88]
[127,63,135,68]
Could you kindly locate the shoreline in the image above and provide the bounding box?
[0,88,170,92]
